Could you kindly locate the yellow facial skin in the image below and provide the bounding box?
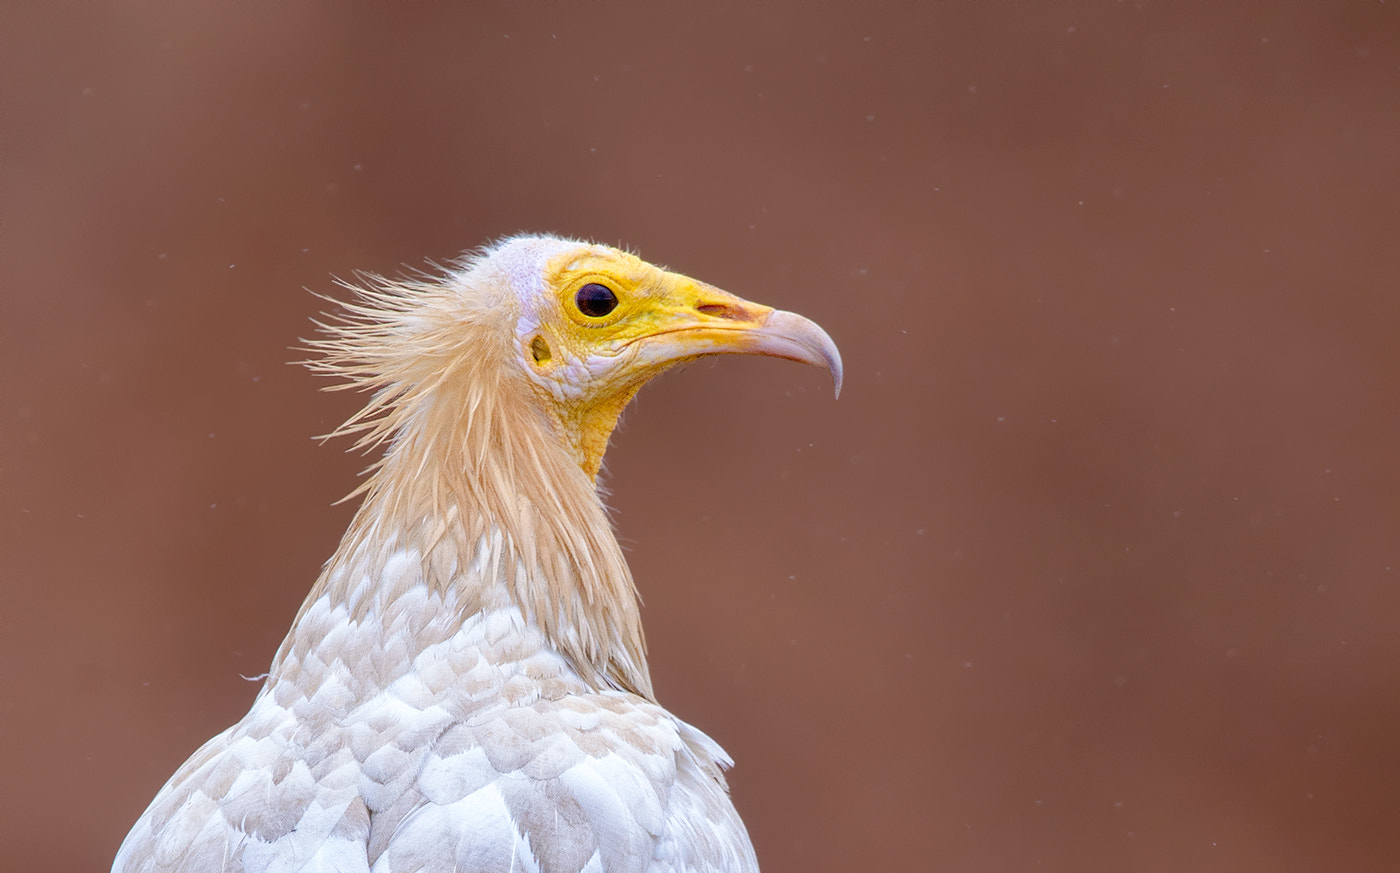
[519,246,842,481]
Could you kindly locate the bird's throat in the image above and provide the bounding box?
[556,383,645,483]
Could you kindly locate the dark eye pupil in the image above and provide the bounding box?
[576,283,618,317]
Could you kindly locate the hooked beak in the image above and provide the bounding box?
[628,283,843,398]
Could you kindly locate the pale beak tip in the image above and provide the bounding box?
[758,308,844,401]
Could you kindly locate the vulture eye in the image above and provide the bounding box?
[575,283,619,318]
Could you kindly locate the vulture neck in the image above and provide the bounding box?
[276,353,653,701]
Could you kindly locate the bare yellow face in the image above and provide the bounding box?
[509,239,841,480]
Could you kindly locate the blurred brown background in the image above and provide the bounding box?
[3,3,1399,871]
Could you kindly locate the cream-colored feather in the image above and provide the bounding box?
[302,249,650,696]
[113,235,840,873]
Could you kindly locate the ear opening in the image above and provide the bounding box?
[530,334,552,365]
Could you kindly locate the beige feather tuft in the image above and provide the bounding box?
[293,250,651,698]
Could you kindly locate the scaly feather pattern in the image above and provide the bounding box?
[114,235,841,873]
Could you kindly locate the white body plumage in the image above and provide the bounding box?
[115,539,754,873]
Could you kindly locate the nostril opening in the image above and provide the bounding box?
[696,303,743,320]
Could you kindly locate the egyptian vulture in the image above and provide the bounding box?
[113,235,841,873]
